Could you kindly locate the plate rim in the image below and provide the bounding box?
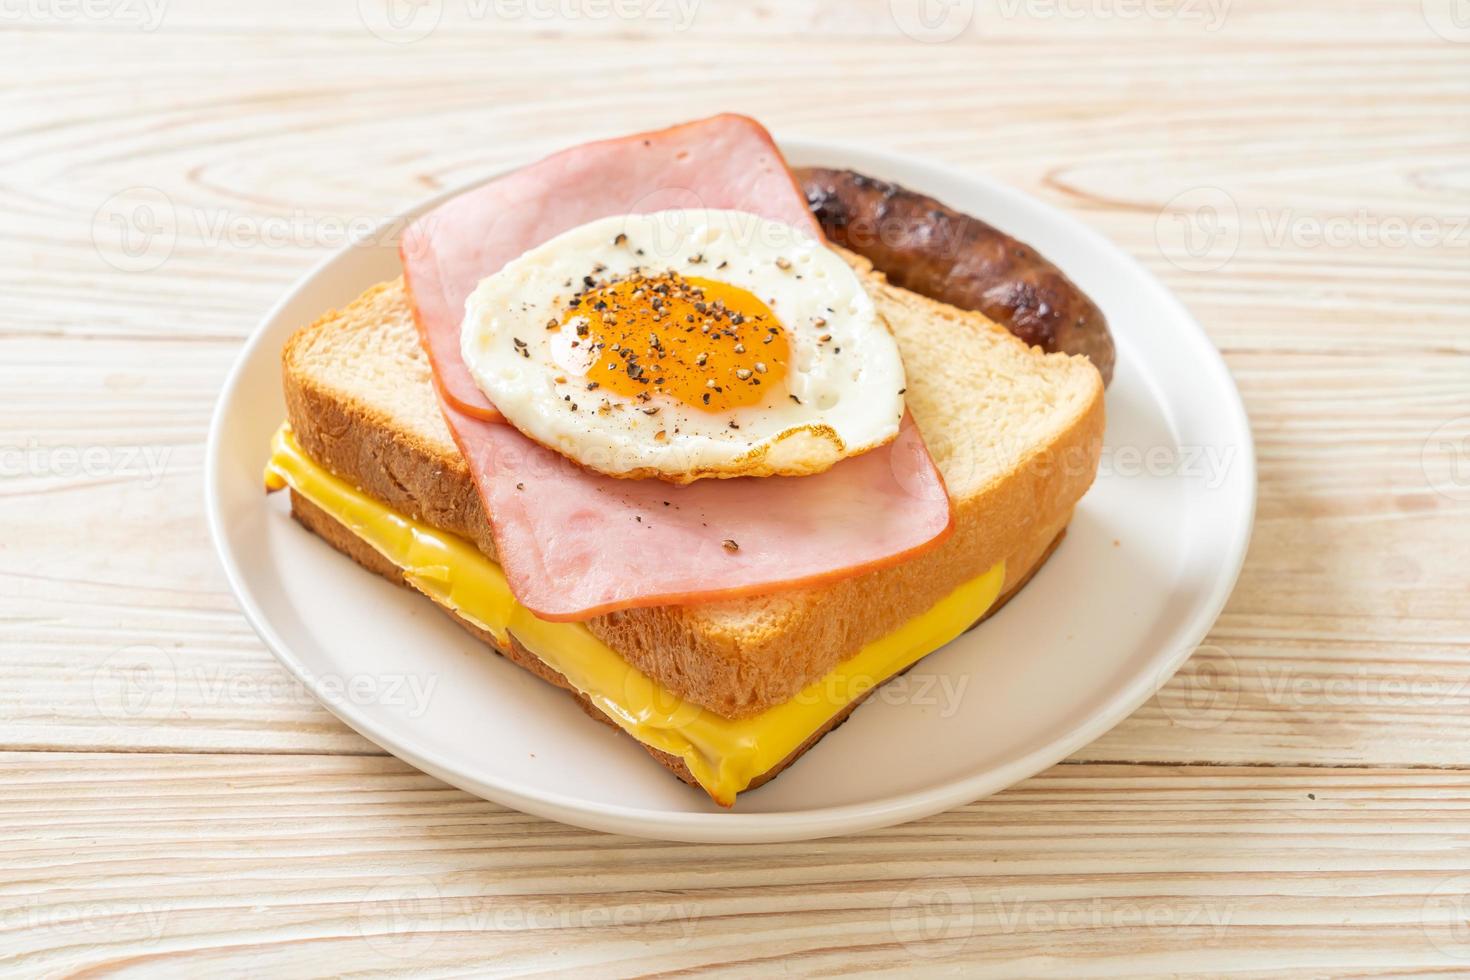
[206,135,1256,844]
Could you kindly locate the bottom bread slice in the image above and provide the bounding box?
[289,488,1069,801]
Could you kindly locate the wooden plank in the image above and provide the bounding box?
[2,754,1468,976]
[2,0,1447,43]
[3,15,1467,354]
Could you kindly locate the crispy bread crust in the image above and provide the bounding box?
[282,257,1103,719]
[287,489,1069,800]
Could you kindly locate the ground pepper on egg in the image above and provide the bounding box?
[556,269,791,414]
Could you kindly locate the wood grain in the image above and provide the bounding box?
[3,0,1468,973]
[4,754,1470,977]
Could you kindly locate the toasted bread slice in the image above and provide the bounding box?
[288,487,1071,795]
[282,250,1104,720]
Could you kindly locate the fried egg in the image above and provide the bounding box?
[460,209,906,482]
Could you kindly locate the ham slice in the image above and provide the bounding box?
[443,401,952,620]
[403,114,820,420]
[400,114,954,620]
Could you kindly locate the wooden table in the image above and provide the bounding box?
[6,1,1469,974]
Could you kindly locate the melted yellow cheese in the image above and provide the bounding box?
[266,426,1003,805]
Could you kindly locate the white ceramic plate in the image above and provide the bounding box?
[207,137,1255,844]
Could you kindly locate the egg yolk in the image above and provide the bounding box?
[559,270,791,413]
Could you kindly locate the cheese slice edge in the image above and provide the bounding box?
[265,425,1003,805]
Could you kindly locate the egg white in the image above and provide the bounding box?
[460,209,906,482]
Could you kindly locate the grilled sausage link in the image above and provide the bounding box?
[797,167,1115,385]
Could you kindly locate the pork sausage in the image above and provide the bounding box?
[797,167,1115,385]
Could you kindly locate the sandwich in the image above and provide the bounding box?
[264,114,1105,807]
